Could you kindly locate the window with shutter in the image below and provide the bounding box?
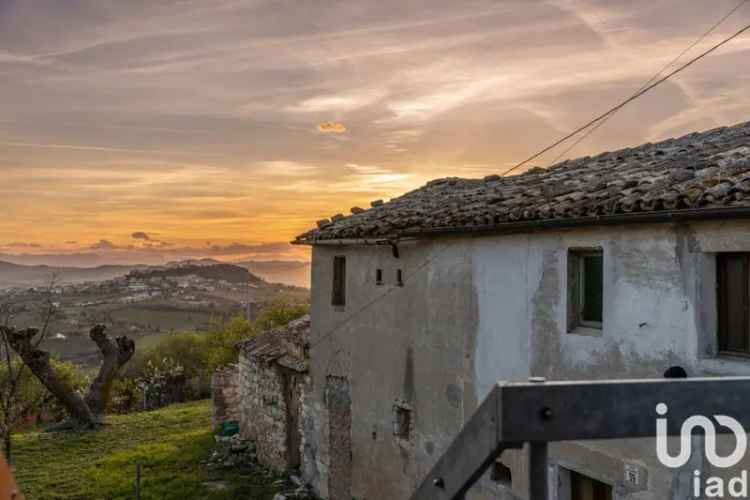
[717,253,750,355]
[568,249,603,332]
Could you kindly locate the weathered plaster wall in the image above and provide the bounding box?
[471,220,750,500]
[307,240,483,500]
[306,219,750,500]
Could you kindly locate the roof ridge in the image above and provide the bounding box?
[296,119,750,243]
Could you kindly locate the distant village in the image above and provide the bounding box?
[0,261,309,365]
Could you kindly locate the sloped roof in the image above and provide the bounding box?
[238,314,310,372]
[295,120,750,244]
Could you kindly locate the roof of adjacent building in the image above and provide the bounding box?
[237,314,310,372]
[295,120,750,244]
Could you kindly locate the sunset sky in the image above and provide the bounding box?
[2,0,750,265]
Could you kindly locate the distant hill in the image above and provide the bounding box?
[127,262,265,285]
[0,258,310,290]
[234,260,310,288]
[0,260,140,289]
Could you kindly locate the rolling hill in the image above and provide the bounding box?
[0,260,140,289]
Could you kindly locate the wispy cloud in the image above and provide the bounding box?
[0,141,215,156]
[2,0,749,259]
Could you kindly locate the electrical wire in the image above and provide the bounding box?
[500,18,750,177]
[307,9,750,351]
[549,0,750,165]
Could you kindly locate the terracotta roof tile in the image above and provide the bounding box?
[295,120,750,243]
[237,314,310,372]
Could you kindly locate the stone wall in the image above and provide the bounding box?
[211,364,239,429]
[299,375,326,498]
[239,351,293,472]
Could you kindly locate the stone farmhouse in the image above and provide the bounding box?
[291,120,750,500]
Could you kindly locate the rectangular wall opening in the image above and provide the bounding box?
[569,470,612,500]
[717,252,750,355]
[568,248,603,332]
[332,256,346,306]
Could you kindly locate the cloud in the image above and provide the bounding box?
[207,242,294,255]
[2,0,750,256]
[4,242,41,248]
[288,90,385,113]
[89,239,119,250]
[131,231,153,241]
[317,122,347,134]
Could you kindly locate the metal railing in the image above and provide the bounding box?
[410,376,750,500]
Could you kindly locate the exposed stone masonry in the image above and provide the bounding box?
[296,120,750,242]
[237,315,311,474]
[211,364,239,429]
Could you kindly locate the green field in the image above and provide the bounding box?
[109,305,218,332]
[13,401,280,500]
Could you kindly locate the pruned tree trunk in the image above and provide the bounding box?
[2,327,97,428]
[0,325,134,430]
[85,325,135,418]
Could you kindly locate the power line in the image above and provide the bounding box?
[549,0,750,165]
[500,18,750,177]
[309,10,750,352]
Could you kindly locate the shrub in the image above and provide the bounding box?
[0,357,89,426]
[114,298,310,413]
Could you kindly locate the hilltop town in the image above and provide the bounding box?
[0,260,308,366]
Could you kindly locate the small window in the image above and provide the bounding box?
[393,404,412,440]
[568,249,603,331]
[376,269,383,285]
[491,460,512,487]
[717,253,750,355]
[396,269,404,287]
[332,256,346,306]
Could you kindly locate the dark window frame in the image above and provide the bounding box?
[393,403,412,441]
[332,256,346,307]
[717,253,750,356]
[376,269,383,285]
[568,248,604,332]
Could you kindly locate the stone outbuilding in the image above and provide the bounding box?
[237,314,311,473]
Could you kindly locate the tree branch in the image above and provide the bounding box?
[1,326,98,428]
[84,325,135,417]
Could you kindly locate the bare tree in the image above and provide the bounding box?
[0,283,60,461]
[0,280,135,443]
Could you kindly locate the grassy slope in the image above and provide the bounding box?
[13,401,279,500]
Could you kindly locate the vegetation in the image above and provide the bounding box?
[114,299,309,413]
[13,400,280,500]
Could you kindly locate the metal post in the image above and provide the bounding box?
[527,442,548,500]
[135,462,141,500]
[410,377,750,500]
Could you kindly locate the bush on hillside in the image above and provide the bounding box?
[0,357,88,427]
[112,299,309,413]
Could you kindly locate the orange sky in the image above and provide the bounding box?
[2,0,750,265]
